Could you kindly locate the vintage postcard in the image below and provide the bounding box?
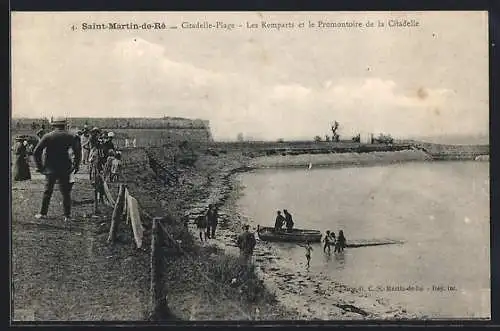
[11,11,490,322]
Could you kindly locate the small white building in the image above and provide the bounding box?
[360,132,373,144]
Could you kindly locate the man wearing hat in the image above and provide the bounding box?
[32,117,82,221]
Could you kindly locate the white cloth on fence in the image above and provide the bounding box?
[126,190,144,249]
[132,138,137,148]
[125,139,129,148]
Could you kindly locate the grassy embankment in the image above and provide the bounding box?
[120,145,297,320]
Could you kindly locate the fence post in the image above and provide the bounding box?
[150,217,164,319]
[91,162,101,216]
[107,184,126,243]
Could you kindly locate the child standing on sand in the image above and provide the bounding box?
[195,215,208,242]
[305,241,313,268]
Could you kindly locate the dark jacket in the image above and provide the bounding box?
[33,129,81,175]
[284,212,294,229]
[237,231,256,255]
[101,139,115,158]
[274,214,285,230]
[206,208,218,226]
[195,215,207,228]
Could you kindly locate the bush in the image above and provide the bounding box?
[204,255,274,304]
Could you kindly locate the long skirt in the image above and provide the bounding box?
[13,156,31,181]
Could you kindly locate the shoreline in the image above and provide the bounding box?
[181,155,424,320]
[124,147,488,320]
[249,149,431,169]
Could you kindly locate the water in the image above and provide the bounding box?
[235,161,490,319]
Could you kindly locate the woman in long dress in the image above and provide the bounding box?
[13,137,31,181]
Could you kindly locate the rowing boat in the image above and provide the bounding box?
[257,226,322,243]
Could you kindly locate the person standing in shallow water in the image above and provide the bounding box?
[304,241,313,268]
[323,230,332,254]
[335,230,346,253]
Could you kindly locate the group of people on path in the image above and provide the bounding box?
[195,203,257,264]
[12,118,127,222]
[195,203,220,241]
[274,209,294,232]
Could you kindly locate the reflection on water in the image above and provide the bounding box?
[333,252,346,269]
[237,161,490,318]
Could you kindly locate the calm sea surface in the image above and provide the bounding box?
[235,161,490,318]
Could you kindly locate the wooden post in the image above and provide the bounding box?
[150,217,163,319]
[93,180,99,215]
[107,184,126,243]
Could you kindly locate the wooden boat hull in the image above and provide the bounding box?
[257,226,322,243]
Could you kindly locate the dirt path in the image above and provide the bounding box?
[12,167,150,321]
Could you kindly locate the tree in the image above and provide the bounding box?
[324,135,331,142]
[237,133,244,142]
[331,121,340,142]
[314,135,322,142]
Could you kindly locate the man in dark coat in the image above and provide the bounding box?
[33,118,81,221]
[274,210,285,231]
[236,225,256,264]
[205,204,219,239]
[283,209,294,233]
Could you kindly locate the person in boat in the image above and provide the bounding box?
[304,241,313,268]
[334,230,346,253]
[274,210,285,231]
[323,230,332,254]
[283,209,294,232]
[236,224,257,264]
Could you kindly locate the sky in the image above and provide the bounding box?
[11,11,489,141]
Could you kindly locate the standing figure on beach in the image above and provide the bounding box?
[334,230,346,253]
[195,214,208,242]
[304,241,313,268]
[283,209,294,233]
[323,230,332,254]
[236,225,257,264]
[13,137,31,181]
[206,204,219,239]
[274,210,285,231]
[330,231,336,248]
[32,118,81,221]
